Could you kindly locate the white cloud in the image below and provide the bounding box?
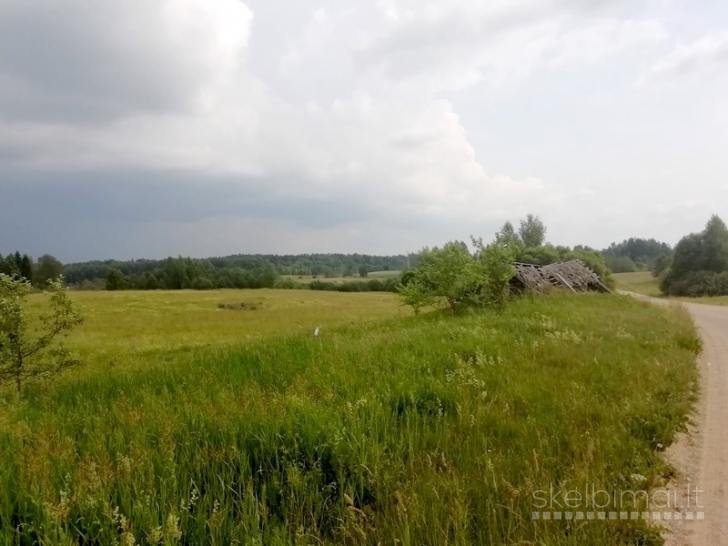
[546,19,667,71]
[653,200,712,216]
[356,0,666,89]
[648,31,728,79]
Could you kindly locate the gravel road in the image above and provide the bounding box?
[624,293,728,545]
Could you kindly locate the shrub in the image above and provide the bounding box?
[0,275,83,392]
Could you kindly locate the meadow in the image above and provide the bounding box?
[614,271,728,305]
[280,271,402,285]
[0,290,700,545]
[24,289,406,374]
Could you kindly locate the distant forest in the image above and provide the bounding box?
[2,233,676,293]
[10,215,728,298]
[601,238,673,273]
[63,254,414,292]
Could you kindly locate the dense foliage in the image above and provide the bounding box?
[398,240,517,314]
[496,216,613,285]
[660,215,728,296]
[96,257,280,291]
[399,216,614,314]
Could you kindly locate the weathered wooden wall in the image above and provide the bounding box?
[511,260,610,294]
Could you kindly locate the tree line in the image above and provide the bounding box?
[63,253,413,291]
[0,252,64,289]
[8,214,628,296]
[101,257,279,291]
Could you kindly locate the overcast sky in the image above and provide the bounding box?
[1,0,726,262]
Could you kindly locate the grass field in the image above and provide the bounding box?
[24,289,405,375]
[281,271,402,285]
[614,271,728,305]
[0,290,699,545]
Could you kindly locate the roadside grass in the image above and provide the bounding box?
[0,292,699,545]
[614,271,728,306]
[23,289,404,374]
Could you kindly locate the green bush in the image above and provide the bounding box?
[661,269,728,297]
[661,215,728,296]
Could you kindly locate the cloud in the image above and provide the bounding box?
[0,0,253,123]
[0,0,718,260]
[0,0,558,229]
[647,31,728,80]
[355,0,666,89]
[545,19,666,71]
[653,199,713,216]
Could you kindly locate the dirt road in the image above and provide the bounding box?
[625,293,728,545]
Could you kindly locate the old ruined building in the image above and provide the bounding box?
[510,260,611,294]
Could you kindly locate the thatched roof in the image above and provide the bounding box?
[511,260,611,294]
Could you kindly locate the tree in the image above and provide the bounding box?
[650,255,671,278]
[0,275,83,392]
[604,255,637,274]
[660,215,728,296]
[19,254,33,282]
[701,215,728,273]
[358,265,369,278]
[105,268,126,291]
[416,242,478,314]
[256,263,278,288]
[399,239,520,314]
[397,278,436,315]
[472,238,517,310]
[34,254,64,288]
[495,221,521,247]
[517,245,560,265]
[518,214,547,248]
[1,253,18,278]
[602,238,672,265]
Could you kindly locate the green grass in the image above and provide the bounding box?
[614,271,728,305]
[0,292,699,545]
[281,271,402,284]
[613,271,664,297]
[24,289,405,374]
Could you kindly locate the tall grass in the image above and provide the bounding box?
[23,289,405,372]
[0,293,698,545]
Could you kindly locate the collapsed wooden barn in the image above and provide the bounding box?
[510,260,611,294]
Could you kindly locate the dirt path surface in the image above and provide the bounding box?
[623,292,728,545]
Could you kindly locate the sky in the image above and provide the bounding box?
[0,0,727,262]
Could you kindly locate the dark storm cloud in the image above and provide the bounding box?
[0,1,213,123]
[0,169,374,229]
[0,168,382,261]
